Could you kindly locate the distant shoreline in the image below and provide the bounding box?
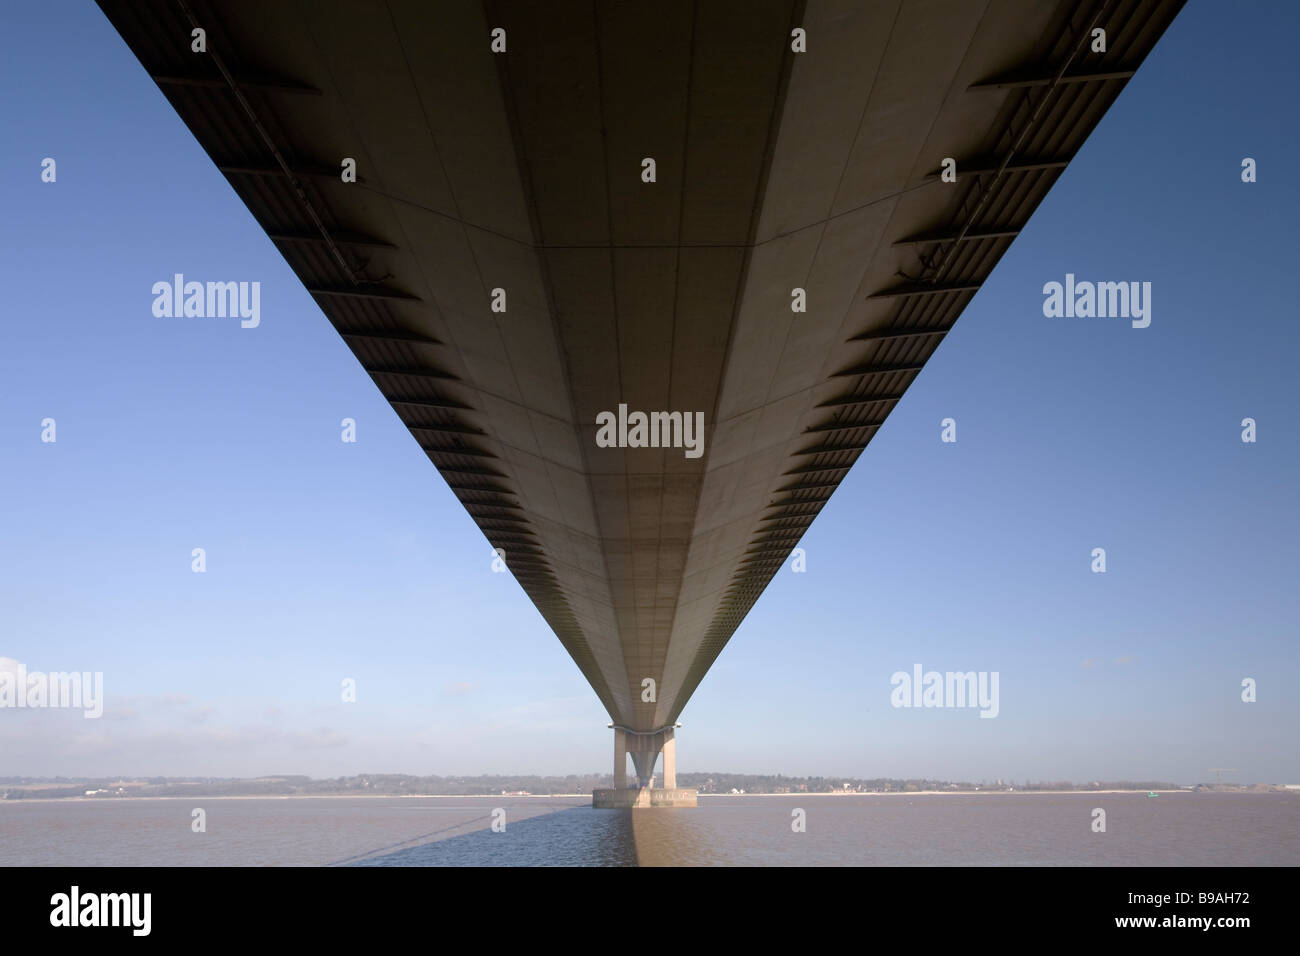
[702,789,1194,797]
[2,788,1277,805]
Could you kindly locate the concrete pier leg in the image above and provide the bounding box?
[661,728,676,789]
[613,728,627,789]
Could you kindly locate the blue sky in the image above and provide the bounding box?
[1,2,1296,785]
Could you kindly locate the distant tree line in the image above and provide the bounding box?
[1,773,1218,800]
[1,773,613,799]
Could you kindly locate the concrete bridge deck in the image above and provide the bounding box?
[96,0,1186,791]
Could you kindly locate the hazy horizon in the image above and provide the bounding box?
[3,769,1270,788]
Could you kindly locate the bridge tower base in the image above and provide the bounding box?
[593,725,697,808]
[592,787,697,808]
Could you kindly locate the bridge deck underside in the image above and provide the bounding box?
[98,0,1184,731]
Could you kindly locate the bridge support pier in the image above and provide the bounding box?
[613,727,627,789]
[594,725,695,808]
[661,729,676,789]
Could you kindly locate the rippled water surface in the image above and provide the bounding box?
[2,793,1296,866]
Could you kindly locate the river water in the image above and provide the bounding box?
[1,792,1295,866]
